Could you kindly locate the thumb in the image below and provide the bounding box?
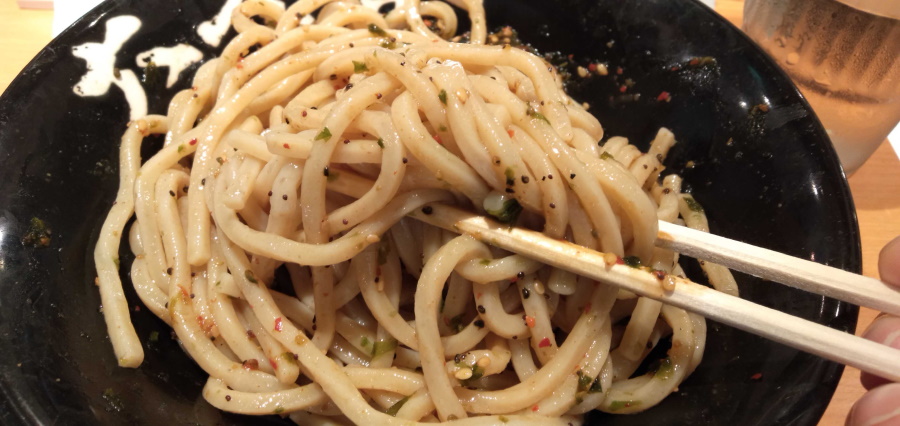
[847,383,900,426]
[878,236,900,287]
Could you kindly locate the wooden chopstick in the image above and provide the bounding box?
[415,204,900,382]
[656,220,900,317]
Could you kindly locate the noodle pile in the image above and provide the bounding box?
[93,0,737,423]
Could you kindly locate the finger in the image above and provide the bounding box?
[859,315,900,389]
[878,236,900,287]
[846,383,900,426]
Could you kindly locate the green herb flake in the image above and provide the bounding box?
[372,338,398,358]
[623,256,642,268]
[352,60,369,73]
[367,23,388,37]
[438,124,447,131]
[177,144,185,153]
[315,127,332,141]
[479,258,491,266]
[504,167,515,182]
[376,138,385,149]
[449,314,466,333]
[281,351,298,365]
[385,395,410,416]
[360,336,371,347]
[460,364,485,386]
[600,151,615,160]
[273,406,285,414]
[577,370,592,392]
[608,400,637,411]
[379,39,396,49]
[112,256,120,269]
[589,377,603,393]
[654,357,674,380]
[149,331,159,342]
[244,270,258,284]
[438,89,447,105]
[498,415,509,423]
[22,217,51,247]
[526,107,550,124]
[216,157,224,165]
[485,198,523,224]
[684,196,705,213]
[326,170,340,182]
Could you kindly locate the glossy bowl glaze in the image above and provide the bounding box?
[0,0,859,424]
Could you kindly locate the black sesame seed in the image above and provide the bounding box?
[522,288,530,299]
[521,176,529,184]
[570,173,576,179]
[421,206,433,215]
[477,305,486,314]
[282,194,288,200]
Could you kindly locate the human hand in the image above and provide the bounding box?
[847,236,900,426]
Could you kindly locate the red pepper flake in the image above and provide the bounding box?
[274,317,283,332]
[690,58,700,66]
[656,91,671,102]
[583,302,592,314]
[507,129,515,138]
[178,285,190,299]
[750,372,763,381]
[242,359,259,370]
[653,270,667,280]
[236,63,244,69]
[269,358,278,370]
[524,315,536,328]
[531,404,539,412]
[619,85,627,93]
[433,134,443,144]
[670,66,680,71]
[588,63,597,72]
[283,143,291,149]
[616,67,623,75]
[476,292,482,299]
[615,256,625,265]
[189,138,197,146]
[538,337,551,348]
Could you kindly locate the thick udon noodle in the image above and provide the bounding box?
[93,0,738,423]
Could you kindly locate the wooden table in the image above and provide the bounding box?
[1,0,897,424]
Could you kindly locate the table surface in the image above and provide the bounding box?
[0,0,897,425]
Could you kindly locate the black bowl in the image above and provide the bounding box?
[0,0,859,424]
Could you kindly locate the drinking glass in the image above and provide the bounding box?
[743,0,900,174]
